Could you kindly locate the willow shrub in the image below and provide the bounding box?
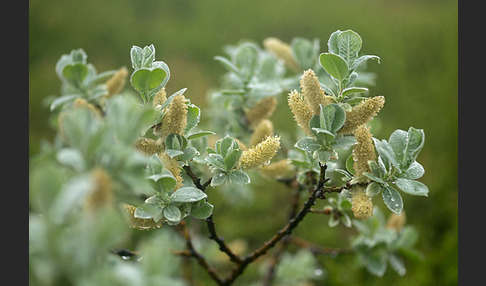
[29,30,428,285]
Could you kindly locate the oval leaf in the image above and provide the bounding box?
[130,68,167,94]
[319,53,349,83]
[395,178,429,197]
[382,185,403,214]
[170,187,207,203]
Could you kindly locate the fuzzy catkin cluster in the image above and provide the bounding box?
[263,37,300,72]
[300,69,333,115]
[152,87,167,107]
[249,119,274,147]
[352,125,376,183]
[339,96,385,135]
[245,96,277,127]
[239,135,281,170]
[385,211,406,232]
[351,187,374,220]
[288,89,314,136]
[105,67,129,97]
[83,167,113,214]
[155,94,188,137]
[159,152,184,190]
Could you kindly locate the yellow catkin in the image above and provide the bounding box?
[352,125,376,183]
[72,98,102,118]
[385,211,406,232]
[339,96,385,135]
[288,89,313,136]
[159,152,183,190]
[84,168,113,214]
[351,187,374,220]
[120,203,163,230]
[105,67,129,97]
[245,96,277,126]
[239,135,281,170]
[249,119,274,147]
[156,94,188,137]
[153,87,167,107]
[300,69,333,115]
[259,159,293,179]
[263,37,300,73]
[134,138,162,156]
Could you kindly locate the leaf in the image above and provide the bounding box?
[211,172,228,187]
[342,87,369,97]
[170,187,207,203]
[330,104,346,133]
[163,205,182,223]
[332,136,356,149]
[290,37,320,70]
[311,128,335,145]
[365,182,382,197]
[314,149,331,163]
[228,170,250,185]
[350,55,380,71]
[56,148,85,171]
[205,153,227,172]
[130,68,167,95]
[365,249,388,277]
[50,94,80,111]
[130,44,155,69]
[346,154,355,175]
[165,134,186,151]
[382,185,403,214]
[191,201,214,219]
[319,104,335,131]
[62,63,88,87]
[337,30,362,66]
[181,147,199,162]
[327,30,342,54]
[187,131,215,140]
[214,55,240,74]
[395,178,429,197]
[134,203,163,220]
[400,161,425,180]
[185,104,201,132]
[295,137,321,152]
[402,127,425,168]
[319,53,349,83]
[165,149,184,158]
[373,138,400,172]
[388,129,408,164]
[224,149,243,171]
[388,253,406,276]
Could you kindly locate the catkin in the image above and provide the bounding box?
[352,125,376,183]
[239,135,281,170]
[288,89,313,136]
[385,211,406,232]
[155,94,188,137]
[245,96,277,126]
[135,137,162,156]
[351,187,374,220]
[339,96,385,135]
[84,168,113,214]
[159,152,183,190]
[105,67,129,97]
[249,119,274,147]
[263,37,300,72]
[300,69,333,115]
[153,87,167,107]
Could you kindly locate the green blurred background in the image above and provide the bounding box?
[29,0,457,285]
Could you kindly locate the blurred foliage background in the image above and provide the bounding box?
[29,0,457,285]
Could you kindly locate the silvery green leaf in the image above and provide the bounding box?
[400,161,425,180]
[402,127,425,168]
[191,201,214,219]
[341,213,352,228]
[163,205,182,223]
[373,138,401,172]
[319,53,349,83]
[350,55,380,71]
[224,149,243,172]
[185,104,201,132]
[181,147,199,162]
[332,136,356,149]
[382,185,403,214]
[205,153,227,172]
[290,37,320,69]
[395,178,429,197]
[170,187,207,203]
[295,137,321,152]
[50,94,80,111]
[211,172,228,187]
[388,129,408,163]
[365,182,382,197]
[134,203,163,220]
[314,149,331,163]
[327,30,342,54]
[342,87,369,97]
[388,254,406,276]
[214,56,240,74]
[187,131,215,140]
[228,170,251,185]
[329,215,340,227]
[337,30,362,66]
[56,148,85,171]
[311,128,335,144]
[165,149,184,158]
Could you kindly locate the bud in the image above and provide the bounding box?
[385,211,406,232]
[135,137,163,156]
[153,87,167,107]
[239,135,281,170]
[339,96,385,135]
[105,67,129,97]
[155,94,188,137]
[249,119,274,147]
[351,187,374,220]
[352,125,376,183]
[159,151,183,190]
[245,96,277,126]
[259,159,293,179]
[263,37,300,72]
[73,98,102,118]
[300,69,333,115]
[287,89,313,136]
[120,203,162,230]
[84,168,113,214]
